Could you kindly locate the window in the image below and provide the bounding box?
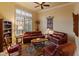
[15,9,32,36]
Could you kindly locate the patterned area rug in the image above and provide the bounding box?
[0,43,43,56]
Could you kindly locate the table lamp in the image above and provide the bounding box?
[44,28,54,38]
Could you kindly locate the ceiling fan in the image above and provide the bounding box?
[34,2,50,9]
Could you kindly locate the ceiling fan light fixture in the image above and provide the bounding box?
[38,2,42,4]
[34,2,50,9]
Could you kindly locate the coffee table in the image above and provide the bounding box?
[31,38,48,55]
[31,38,48,43]
[31,38,48,47]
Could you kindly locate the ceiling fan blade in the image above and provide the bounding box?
[42,2,45,4]
[41,5,44,9]
[34,2,40,4]
[35,5,39,8]
[43,5,50,7]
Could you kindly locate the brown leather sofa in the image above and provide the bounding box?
[42,42,76,56]
[47,31,67,45]
[23,31,45,43]
[42,31,76,56]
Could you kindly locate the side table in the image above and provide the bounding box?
[16,35,23,44]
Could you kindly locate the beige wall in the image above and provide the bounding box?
[38,4,75,42]
[0,3,15,20]
[73,3,79,14]
[32,12,39,31]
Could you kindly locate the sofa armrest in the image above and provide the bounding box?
[56,43,76,56]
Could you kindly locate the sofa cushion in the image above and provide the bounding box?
[50,34,62,40]
[23,31,44,43]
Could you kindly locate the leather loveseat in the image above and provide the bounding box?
[23,31,45,43]
[47,31,67,45]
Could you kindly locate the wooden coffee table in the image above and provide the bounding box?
[31,38,48,43]
[31,38,48,55]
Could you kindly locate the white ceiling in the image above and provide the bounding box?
[16,2,70,12]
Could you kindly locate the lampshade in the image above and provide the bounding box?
[49,30,54,34]
[44,28,50,34]
[45,28,54,34]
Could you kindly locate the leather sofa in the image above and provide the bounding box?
[23,31,45,43]
[47,31,67,45]
[42,31,76,56]
[42,42,76,56]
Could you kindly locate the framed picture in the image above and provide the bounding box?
[47,16,54,30]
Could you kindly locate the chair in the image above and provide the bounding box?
[4,35,22,56]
